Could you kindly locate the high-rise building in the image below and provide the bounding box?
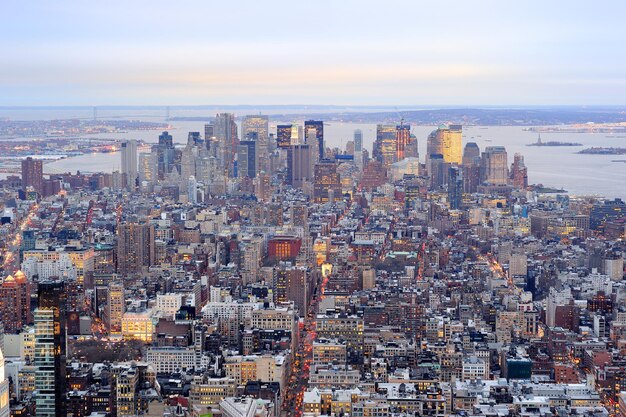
[21,157,43,194]
[395,123,411,161]
[462,142,481,166]
[0,271,31,333]
[314,160,341,203]
[237,140,257,178]
[373,125,397,170]
[35,281,67,417]
[354,129,363,152]
[242,115,269,144]
[287,145,312,188]
[116,223,156,275]
[214,113,238,177]
[242,116,269,174]
[276,125,293,149]
[0,275,22,333]
[462,142,481,193]
[481,146,509,185]
[153,131,176,180]
[138,152,157,184]
[511,153,528,189]
[429,154,447,190]
[304,120,324,160]
[427,125,463,165]
[448,166,463,210]
[107,281,124,335]
[121,140,138,190]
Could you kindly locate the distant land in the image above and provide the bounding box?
[2,105,626,126]
[166,106,626,126]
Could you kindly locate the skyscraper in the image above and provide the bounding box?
[242,115,269,144]
[138,152,158,184]
[429,154,447,190]
[462,142,481,166]
[21,156,43,194]
[354,129,363,152]
[448,166,463,210]
[304,120,324,160]
[237,140,257,178]
[214,113,238,177]
[314,160,341,203]
[35,281,67,417]
[153,131,176,180]
[395,123,411,161]
[121,139,138,190]
[242,116,269,174]
[276,124,293,149]
[511,153,528,189]
[107,281,124,335]
[287,144,312,188]
[116,223,156,275]
[427,125,463,165]
[373,124,397,170]
[481,146,509,185]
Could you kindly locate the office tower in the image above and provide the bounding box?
[314,160,341,203]
[242,115,269,174]
[35,281,67,417]
[153,131,176,180]
[304,120,324,160]
[272,263,308,315]
[511,153,528,189]
[448,166,463,210]
[395,123,411,161]
[138,152,158,184]
[276,124,293,149]
[0,275,22,332]
[21,156,43,194]
[481,146,509,185]
[116,223,156,275]
[187,175,199,203]
[590,199,626,232]
[242,115,269,144]
[462,142,481,193]
[107,281,124,335]
[462,142,480,166]
[287,144,312,187]
[429,154,447,189]
[427,124,463,165]
[120,140,138,190]
[237,140,257,178]
[204,122,217,154]
[463,164,481,194]
[0,347,7,417]
[373,124,397,170]
[188,131,203,146]
[214,113,238,177]
[204,123,214,140]
[354,129,363,152]
[180,142,198,185]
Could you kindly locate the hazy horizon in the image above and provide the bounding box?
[3,1,626,106]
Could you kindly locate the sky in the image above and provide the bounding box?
[1,1,625,106]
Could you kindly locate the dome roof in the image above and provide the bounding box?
[14,270,26,283]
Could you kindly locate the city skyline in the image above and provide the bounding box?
[2,1,626,106]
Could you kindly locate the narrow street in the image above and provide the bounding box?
[282,273,329,417]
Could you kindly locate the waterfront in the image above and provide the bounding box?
[45,121,626,199]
